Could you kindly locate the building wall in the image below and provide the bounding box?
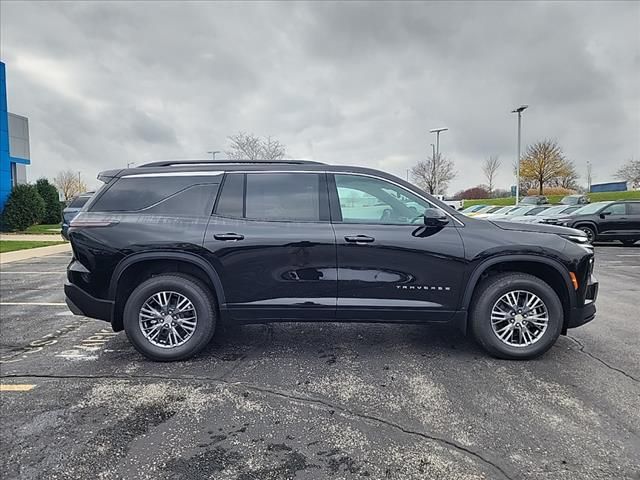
[0,61,31,211]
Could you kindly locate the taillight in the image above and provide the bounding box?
[70,212,119,228]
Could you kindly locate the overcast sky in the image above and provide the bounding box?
[1,1,639,193]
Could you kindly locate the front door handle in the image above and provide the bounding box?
[345,235,375,244]
[214,233,245,241]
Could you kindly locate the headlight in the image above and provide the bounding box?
[563,234,589,244]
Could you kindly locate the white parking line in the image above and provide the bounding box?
[0,272,66,274]
[616,254,640,257]
[0,302,66,306]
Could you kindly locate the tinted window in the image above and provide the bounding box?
[627,203,640,214]
[144,184,219,216]
[526,206,549,215]
[91,175,221,212]
[335,174,433,224]
[68,195,91,208]
[215,173,244,218]
[245,173,321,221]
[601,203,625,215]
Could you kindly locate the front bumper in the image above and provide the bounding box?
[567,274,598,328]
[65,282,113,323]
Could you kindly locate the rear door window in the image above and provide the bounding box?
[626,203,640,215]
[245,173,322,221]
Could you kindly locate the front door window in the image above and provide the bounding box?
[334,174,433,224]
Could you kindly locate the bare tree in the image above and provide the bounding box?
[616,158,640,189]
[226,132,287,161]
[411,153,456,195]
[481,155,501,197]
[54,169,87,200]
[519,139,572,195]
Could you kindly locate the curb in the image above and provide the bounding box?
[0,243,71,264]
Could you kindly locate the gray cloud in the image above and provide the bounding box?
[1,1,638,192]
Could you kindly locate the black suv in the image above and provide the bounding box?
[65,161,598,361]
[544,200,640,245]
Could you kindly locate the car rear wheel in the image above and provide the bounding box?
[123,274,216,361]
[470,272,563,360]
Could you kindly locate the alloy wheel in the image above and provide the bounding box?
[490,290,549,347]
[138,291,197,348]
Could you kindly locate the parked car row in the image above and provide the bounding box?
[462,199,640,246]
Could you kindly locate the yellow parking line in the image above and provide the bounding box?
[0,384,35,392]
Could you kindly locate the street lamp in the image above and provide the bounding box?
[429,127,448,159]
[207,150,221,160]
[511,105,528,204]
[429,128,447,195]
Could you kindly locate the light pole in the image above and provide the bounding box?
[429,128,447,195]
[511,105,528,204]
[207,150,220,160]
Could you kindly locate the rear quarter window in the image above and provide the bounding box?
[90,175,220,215]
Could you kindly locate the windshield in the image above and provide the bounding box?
[462,205,485,213]
[490,206,514,215]
[539,205,567,216]
[505,206,531,215]
[572,202,611,215]
[560,195,579,205]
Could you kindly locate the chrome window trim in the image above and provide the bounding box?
[122,171,224,178]
[227,170,465,226]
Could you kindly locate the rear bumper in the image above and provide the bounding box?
[567,274,598,328]
[64,282,113,323]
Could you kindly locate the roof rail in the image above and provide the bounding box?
[137,159,324,168]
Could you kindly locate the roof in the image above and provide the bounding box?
[98,160,405,183]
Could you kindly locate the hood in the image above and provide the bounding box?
[490,220,582,236]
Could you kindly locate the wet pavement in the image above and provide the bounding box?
[1,246,639,479]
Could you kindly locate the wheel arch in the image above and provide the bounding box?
[461,255,576,332]
[109,251,225,331]
[572,221,598,234]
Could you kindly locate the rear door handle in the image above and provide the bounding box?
[214,233,245,241]
[345,235,375,244]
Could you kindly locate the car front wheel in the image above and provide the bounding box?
[577,225,596,244]
[123,274,216,361]
[470,272,563,360]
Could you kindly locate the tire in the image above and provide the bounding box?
[621,240,637,247]
[470,272,563,360]
[123,274,216,361]
[576,225,596,244]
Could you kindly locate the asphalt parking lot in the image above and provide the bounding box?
[1,246,639,480]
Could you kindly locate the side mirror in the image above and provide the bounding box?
[423,208,450,228]
[600,211,611,218]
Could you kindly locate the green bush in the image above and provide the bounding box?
[1,184,45,231]
[35,178,62,224]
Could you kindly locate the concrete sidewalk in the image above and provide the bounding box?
[1,234,65,242]
[0,243,70,264]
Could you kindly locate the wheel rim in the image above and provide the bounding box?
[490,290,549,348]
[580,227,594,242]
[138,291,197,349]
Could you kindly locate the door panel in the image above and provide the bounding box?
[598,203,627,235]
[330,173,466,322]
[626,203,640,235]
[203,172,337,321]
